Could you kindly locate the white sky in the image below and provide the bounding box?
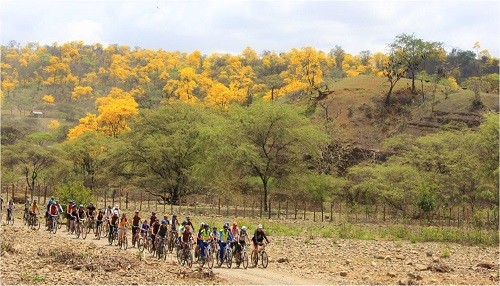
[1,0,499,57]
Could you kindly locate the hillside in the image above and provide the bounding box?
[305,75,499,149]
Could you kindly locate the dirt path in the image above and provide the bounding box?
[2,213,499,285]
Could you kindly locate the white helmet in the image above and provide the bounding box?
[257,224,263,229]
[113,210,119,215]
[241,226,247,231]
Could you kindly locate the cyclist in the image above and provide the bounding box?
[211,226,219,241]
[185,216,195,232]
[7,199,15,222]
[76,204,87,231]
[180,224,194,258]
[24,198,31,218]
[140,219,150,236]
[95,210,104,237]
[156,219,168,252]
[150,218,160,251]
[86,203,96,218]
[131,210,141,247]
[198,223,212,261]
[171,214,179,231]
[66,201,75,230]
[117,213,128,246]
[252,224,270,251]
[234,226,250,259]
[230,221,240,251]
[109,209,119,238]
[69,203,78,232]
[218,222,233,263]
[45,196,55,221]
[29,200,39,220]
[149,212,157,226]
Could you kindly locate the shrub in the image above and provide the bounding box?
[54,182,94,205]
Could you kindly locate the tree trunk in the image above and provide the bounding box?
[263,181,268,212]
[385,85,394,105]
[411,70,416,93]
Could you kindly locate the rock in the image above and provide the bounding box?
[340,271,348,277]
[345,259,352,265]
[277,258,289,263]
[385,256,392,261]
[371,261,377,267]
[396,255,405,260]
[407,273,422,280]
[432,257,440,263]
[374,254,385,259]
[427,262,453,273]
[387,272,397,277]
[72,265,82,270]
[415,264,428,271]
[362,275,370,281]
[477,262,495,269]
[426,251,433,257]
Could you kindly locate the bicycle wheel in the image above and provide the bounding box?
[261,251,268,268]
[148,238,154,254]
[226,249,232,269]
[138,237,144,252]
[81,224,87,239]
[124,236,128,250]
[251,250,258,267]
[162,244,168,261]
[206,249,214,269]
[35,217,41,230]
[114,232,119,246]
[75,225,81,238]
[216,249,223,267]
[87,221,92,234]
[95,225,101,240]
[242,251,248,269]
[187,251,193,268]
[57,216,63,229]
[108,231,114,245]
[177,247,183,264]
[51,219,58,234]
[102,223,109,237]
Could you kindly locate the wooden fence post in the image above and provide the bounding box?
[313,202,316,222]
[259,199,263,218]
[330,202,333,222]
[235,205,238,218]
[140,193,143,211]
[268,199,271,219]
[243,202,246,218]
[294,201,298,219]
[30,186,33,203]
[112,190,115,207]
[226,199,229,216]
[251,201,255,217]
[125,192,129,210]
[339,203,342,222]
[321,202,324,222]
[218,198,221,216]
[37,184,41,203]
[285,201,288,220]
[24,185,27,202]
[43,185,47,205]
[11,184,15,202]
[303,202,306,220]
[383,205,386,222]
[278,201,281,219]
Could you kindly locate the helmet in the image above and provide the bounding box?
[161,219,167,224]
[172,214,177,218]
[241,226,247,231]
[223,222,229,229]
[200,222,205,228]
[185,225,190,231]
[257,224,263,229]
[113,210,119,215]
[182,221,187,226]
[108,205,112,209]
[232,221,237,227]
[34,200,37,203]
[152,212,156,215]
[186,216,191,220]
[122,213,126,217]
[204,223,209,229]
[79,204,83,208]
[134,210,139,213]
[89,202,93,206]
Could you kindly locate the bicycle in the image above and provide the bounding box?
[216,242,232,268]
[137,231,150,252]
[86,215,95,234]
[199,242,214,269]
[94,219,103,239]
[234,243,249,269]
[168,229,177,253]
[251,242,269,268]
[118,227,128,250]
[155,236,168,260]
[27,213,40,230]
[48,214,59,234]
[56,213,64,229]
[108,224,118,246]
[102,219,109,238]
[179,240,193,268]
[6,208,14,225]
[131,226,140,247]
[23,210,29,225]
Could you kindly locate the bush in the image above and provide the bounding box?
[54,182,94,205]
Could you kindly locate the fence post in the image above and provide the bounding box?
[259,199,263,218]
[226,199,229,216]
[330,202,333,222]
[235,204,238,218]
[140,193,143,211]
[43,185,47,205]
[339,203,342,222]
[37,184,41,203]
[321,202,324,222]
[125,192,129,210]
[294,201,298,219]
[303,202,306,220]
[112,190,115,207]
[383,205,386,222]
[251,201,254,217]
[24,185,27,202]
[29,186,33,202]
[285,201,288,220]
[313,202,316,222]
[11,184,15,202]
[218,198,221,216]
[457,208,460,227]
[243,201,246,218]
[268,199,271,219]
[278,201,281,219]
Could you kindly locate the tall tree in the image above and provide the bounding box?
[389,33,442,93]
[213,101,329,210]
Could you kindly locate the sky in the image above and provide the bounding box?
[1,0,499,57]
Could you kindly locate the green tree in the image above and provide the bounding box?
[389,33,443,93]
[213,101,329,210]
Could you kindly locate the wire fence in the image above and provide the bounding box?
[2,184,498,231]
